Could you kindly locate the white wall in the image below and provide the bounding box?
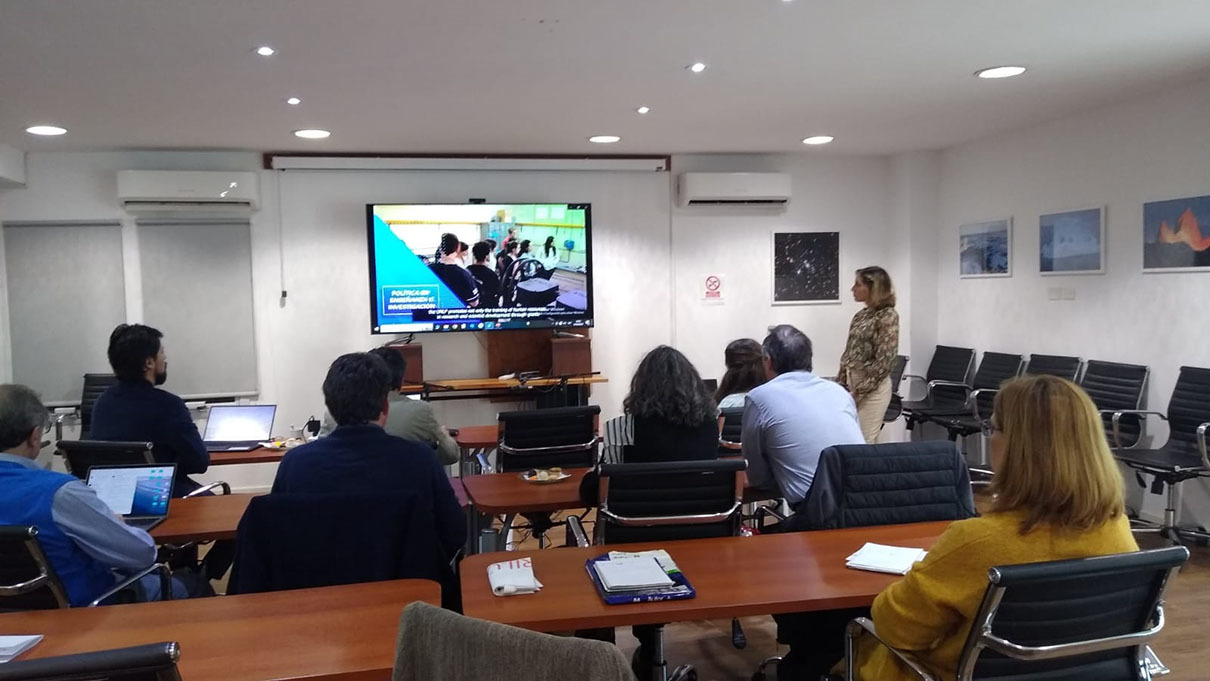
[670,154,901,378]
[936,76,1210,519]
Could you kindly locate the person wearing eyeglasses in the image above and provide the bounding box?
[845,375,1136,681]
[0,384,209,605]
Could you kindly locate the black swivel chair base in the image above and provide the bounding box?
[633,624,696,681]
[1130,484,1210,545]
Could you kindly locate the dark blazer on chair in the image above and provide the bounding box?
[271,424,466,559]
[228,492,456,606]
[795,440,976,531]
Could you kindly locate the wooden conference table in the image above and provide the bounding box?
[462,521,949,631]
[209,447,286,466]
[0,579,441,681]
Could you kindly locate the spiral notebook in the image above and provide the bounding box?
[586,549,696,605]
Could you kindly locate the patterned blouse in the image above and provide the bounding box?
[837,305,900,399]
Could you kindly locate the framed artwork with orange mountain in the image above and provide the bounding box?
[1144,194,1210,272]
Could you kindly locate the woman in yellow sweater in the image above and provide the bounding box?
[849,374,1138,680]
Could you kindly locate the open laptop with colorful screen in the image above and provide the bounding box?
[85,464,176,531]
[202,404,276,452]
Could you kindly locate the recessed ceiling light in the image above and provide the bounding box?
[588,135,620,144]
[255,46,276,57]
[25,125,67,136]
[286,97,301,106]
[802,135,834,145]
[636,106,651,114]
[975,65,1026,79]
[687,62,707,73]
[294,129,331,139]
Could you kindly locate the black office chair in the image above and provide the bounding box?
[1108,365,1210,544]
[1022,353,1082,381]
[568,459,746,681]
[1079,360,1150,449]
[718,406,744,454]
[485,406,600,548]
[0,526,171,611]
[0,642,182,681]
[53,373,118,442]
[56,440,155,481]
[925,352,1024,470]
[882,355,910,425]
[902,345,975,433]
[701,378,719,395]
[845,545,1188,681]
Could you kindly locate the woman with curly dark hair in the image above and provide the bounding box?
[623,345,720,462]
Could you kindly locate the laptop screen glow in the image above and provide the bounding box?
[203,405,276,441]
[86,466,174,517]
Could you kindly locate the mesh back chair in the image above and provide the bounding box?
[1023,354,1082,381]
[0,526,171,611]
[56,441,154,481]
[882,355,910,424]
[718,406,744,454]
[1109,365,1210,543]
[0,642,182,681]
[0,526,69,611]
[567,458,746,681]
[794,441,977,531]
[928,353,1024,470]
[845,545,1188,681]
[1080,360,1150,449]
[903,346,976,432]
[751,441,977,681]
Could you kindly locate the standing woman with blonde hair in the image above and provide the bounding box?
[837,266,900,443]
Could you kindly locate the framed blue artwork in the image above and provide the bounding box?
[1040,207,1104,275]
[959,218,1012,278]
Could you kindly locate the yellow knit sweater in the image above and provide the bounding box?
[854,510,1138,681]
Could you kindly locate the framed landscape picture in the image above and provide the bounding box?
[1039,207,1105,275]
[959,218,1012,278]
[771,231,840,304]
[1143,194,1210,272]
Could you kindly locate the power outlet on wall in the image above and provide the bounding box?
[1047,287,1077,301]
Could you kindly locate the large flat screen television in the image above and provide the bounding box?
[367,203,593,334]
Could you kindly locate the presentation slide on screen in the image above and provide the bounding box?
[368,203,593,333]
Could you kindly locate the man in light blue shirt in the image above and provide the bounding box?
[742,325,864,513]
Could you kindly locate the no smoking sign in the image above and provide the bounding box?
[702,274,724,303]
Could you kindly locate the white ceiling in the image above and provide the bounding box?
[2,0,1209,156]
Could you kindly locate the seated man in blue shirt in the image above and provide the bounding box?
[91,324,209,498]
[742,324,864,526]
[272,352,466,560]
[0,384,209,605]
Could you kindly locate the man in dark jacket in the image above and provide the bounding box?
[91,324,209,498]
[271,352,466,560]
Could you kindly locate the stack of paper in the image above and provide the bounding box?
[0,635,42,663]
[486,557,543,596]
[845,543,927,575]
[594,555,675,592]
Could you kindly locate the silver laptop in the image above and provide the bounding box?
[203,404,276,452]
[85,464,176,531]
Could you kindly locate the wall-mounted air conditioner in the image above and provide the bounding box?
[677,172,791,207]
[117,171,260,213]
